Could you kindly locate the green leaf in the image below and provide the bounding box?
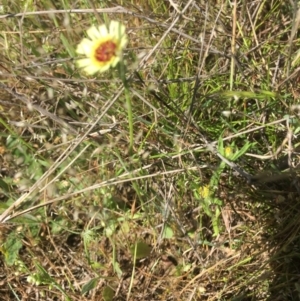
[81,277,99,295]
[162,226,174,239]
[130,241,152,259]
[60,33,75,57]
[3,234,23,266]
[231,142,253,161]
[102,286,115,301]
[112,261,122,278]
[0,178,10,192]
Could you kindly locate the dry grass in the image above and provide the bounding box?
[1,0,300,300]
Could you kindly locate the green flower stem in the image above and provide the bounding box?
[119,60,133,154]
[124,87,133,154]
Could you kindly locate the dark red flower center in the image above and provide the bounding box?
[95,41,117,62]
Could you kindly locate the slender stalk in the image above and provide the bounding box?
[119,61,134,154]
[124,87,134,153]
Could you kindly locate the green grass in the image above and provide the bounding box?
[1,0,300,300]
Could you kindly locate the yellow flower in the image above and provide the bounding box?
[225,146,233,158]
[199,185,210,199]
[76,20,128,75]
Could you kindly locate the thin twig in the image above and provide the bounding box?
[0,7,127,19]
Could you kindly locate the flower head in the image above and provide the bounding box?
[76,20,127,75]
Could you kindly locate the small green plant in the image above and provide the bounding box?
[0,232,23,266]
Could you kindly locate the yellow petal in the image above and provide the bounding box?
[76,58,92,68]
[110,20,125,38]
[76,39,93,55]
[98,24,109,37]
[119,36,128,49]
[84,63,110,74]
[110,57,120,67]
[86,25,102,40]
